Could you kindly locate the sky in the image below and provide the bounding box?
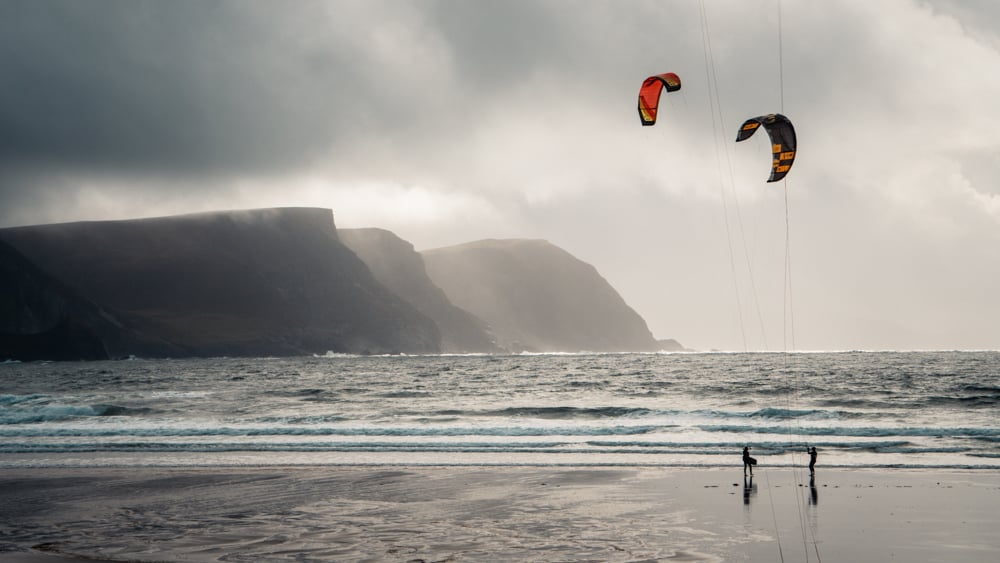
[1,0,998,352]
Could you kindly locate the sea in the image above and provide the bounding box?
[1,351,998,470]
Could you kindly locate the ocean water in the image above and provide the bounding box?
[1,351,998,470]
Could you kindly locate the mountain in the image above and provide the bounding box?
[1,239,121,360]
[0,208,679,360]
[421,239,661,353]
[0,208,441,358]
[339,228,501,353]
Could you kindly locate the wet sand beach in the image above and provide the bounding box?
[1,466,997,562]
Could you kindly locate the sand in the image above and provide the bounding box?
[0,466,997,562]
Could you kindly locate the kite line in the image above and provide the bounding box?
[636,1,819,558]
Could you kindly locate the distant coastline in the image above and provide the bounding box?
[1,207,682,361]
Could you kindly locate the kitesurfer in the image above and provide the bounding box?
[808,446,817,473]
[742,446,757,475]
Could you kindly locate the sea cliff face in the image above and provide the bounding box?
[339,228,501,353]
[0,238,120,360]
[1,207,673,361]
[0,208,440,358]
[422,239,662,353]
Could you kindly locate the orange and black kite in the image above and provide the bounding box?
[637,72,682,126]
[735,113,797,182]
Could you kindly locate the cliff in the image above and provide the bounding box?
[0,208,678,360]
[0,208,441,358]
[1,239,125,360]
[339,228,501,353]
[422,239,661,353]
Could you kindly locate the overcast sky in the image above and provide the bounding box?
[1,0,998,351]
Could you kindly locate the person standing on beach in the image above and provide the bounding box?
[808,446,817,473]
[742,446,756,475]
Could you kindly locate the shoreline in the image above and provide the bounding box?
[3,462,1000,471]
[2,465,998,562]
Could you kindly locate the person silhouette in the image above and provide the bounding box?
[808,446,817,474]
[742,446,757,475]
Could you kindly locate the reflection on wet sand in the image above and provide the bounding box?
[743,475,756,507]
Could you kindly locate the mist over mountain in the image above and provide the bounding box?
[422,239,662,353]
[0,208,677,361]
[0,208,440,358]
[339,228,502,353]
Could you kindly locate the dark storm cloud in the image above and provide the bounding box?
[0,1,586,181]
[0,1,375,179]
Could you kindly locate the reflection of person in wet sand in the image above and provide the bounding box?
[809,473,818,505]
[742,446,757,475]
[743,475,756,505]
[808,446,817,473]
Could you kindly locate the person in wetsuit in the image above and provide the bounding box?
[743,446,757,475]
